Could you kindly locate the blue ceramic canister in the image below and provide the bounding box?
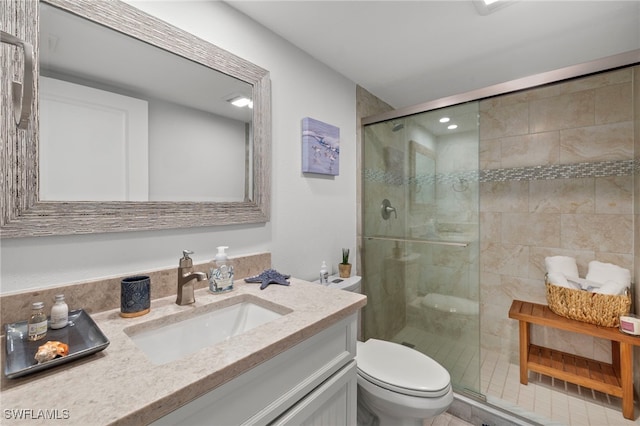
[120,275,151,318]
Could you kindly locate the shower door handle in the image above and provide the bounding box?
[381,199,397,220]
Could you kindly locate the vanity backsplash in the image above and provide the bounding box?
[0,252,271,328]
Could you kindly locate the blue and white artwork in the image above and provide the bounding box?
[301,117,340,176]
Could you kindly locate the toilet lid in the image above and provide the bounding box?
[356,339,451,398]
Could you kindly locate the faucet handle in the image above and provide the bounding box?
[180,250,194,268]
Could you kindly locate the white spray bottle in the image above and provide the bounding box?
[320,261,329,284]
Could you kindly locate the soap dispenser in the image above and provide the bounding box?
[209,246,234,293]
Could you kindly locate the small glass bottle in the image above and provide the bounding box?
[50,294,69,329]
[28,302,48,341]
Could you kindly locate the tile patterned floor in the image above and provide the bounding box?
[392,325,639,426]
[481,348,639,426]
[426,412,473,426]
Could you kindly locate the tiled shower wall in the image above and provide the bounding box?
[479,67,635,365]
[360,120,411,340]
[356,87,396,340]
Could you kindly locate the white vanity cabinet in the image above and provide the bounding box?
[152,314,358,426]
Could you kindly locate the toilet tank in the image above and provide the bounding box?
[314,275,362,293]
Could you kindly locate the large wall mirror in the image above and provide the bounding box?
[1,0,271,238]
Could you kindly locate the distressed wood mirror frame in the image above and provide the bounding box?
[1,0,271,238]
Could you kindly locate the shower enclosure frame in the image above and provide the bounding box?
[358,48,640,417]
[362,50,639,128]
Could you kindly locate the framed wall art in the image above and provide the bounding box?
[301,117,340,176]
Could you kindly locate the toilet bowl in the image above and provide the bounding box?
[313,276,453,425]
[356,339,453,426]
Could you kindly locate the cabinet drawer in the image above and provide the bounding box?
[271,360,357,426]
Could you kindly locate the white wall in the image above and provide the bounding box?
[0,1,357,293]
[148,99,247,202]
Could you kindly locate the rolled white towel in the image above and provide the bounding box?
[547,272,580,290]
[566,277,603,291]
[593,280,628,296]
[586,261,631,288]
[545,256,579,279]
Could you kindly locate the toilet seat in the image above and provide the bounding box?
[356,339,451,398]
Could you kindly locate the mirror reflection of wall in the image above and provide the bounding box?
[409,140,436,207]
[39,2,253,202]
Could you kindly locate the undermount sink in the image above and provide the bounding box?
[125,296,288,365]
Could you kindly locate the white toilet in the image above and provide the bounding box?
[356,338,453,426]
[316,275,453,425]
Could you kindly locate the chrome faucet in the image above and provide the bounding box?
[176,250,207,306]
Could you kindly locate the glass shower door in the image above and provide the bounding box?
[362,102,481,395]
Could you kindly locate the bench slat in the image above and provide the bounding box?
[527,345,623,398]
[587,359,604,383]
[563,353,577,376]
[531,303,544,317]
[550,350,563,372]
[575,357,589,380]
[601,363,620,388]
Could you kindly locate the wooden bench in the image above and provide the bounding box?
[509,300,640,420]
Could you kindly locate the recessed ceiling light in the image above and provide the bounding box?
[439,117,450,123]
[228,96,253,108]
[447,124,458,130]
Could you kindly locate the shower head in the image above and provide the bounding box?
[391,121,404,132]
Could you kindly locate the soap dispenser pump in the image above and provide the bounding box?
[210,246,234,293]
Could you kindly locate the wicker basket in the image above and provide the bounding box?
[545,281,631,327]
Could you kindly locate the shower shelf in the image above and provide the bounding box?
[365,236,469,247]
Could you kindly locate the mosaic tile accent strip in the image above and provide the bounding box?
[480,159,634,182]
[364,169,479,186]
[364,160,634,185]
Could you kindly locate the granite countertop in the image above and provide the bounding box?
[1,278,366,425]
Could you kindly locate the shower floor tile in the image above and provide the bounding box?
[391,325,639,426]
[482,348,639,426]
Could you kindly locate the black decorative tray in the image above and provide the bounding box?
[4,309,109,379]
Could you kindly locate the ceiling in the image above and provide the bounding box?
[226,1,640,110]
